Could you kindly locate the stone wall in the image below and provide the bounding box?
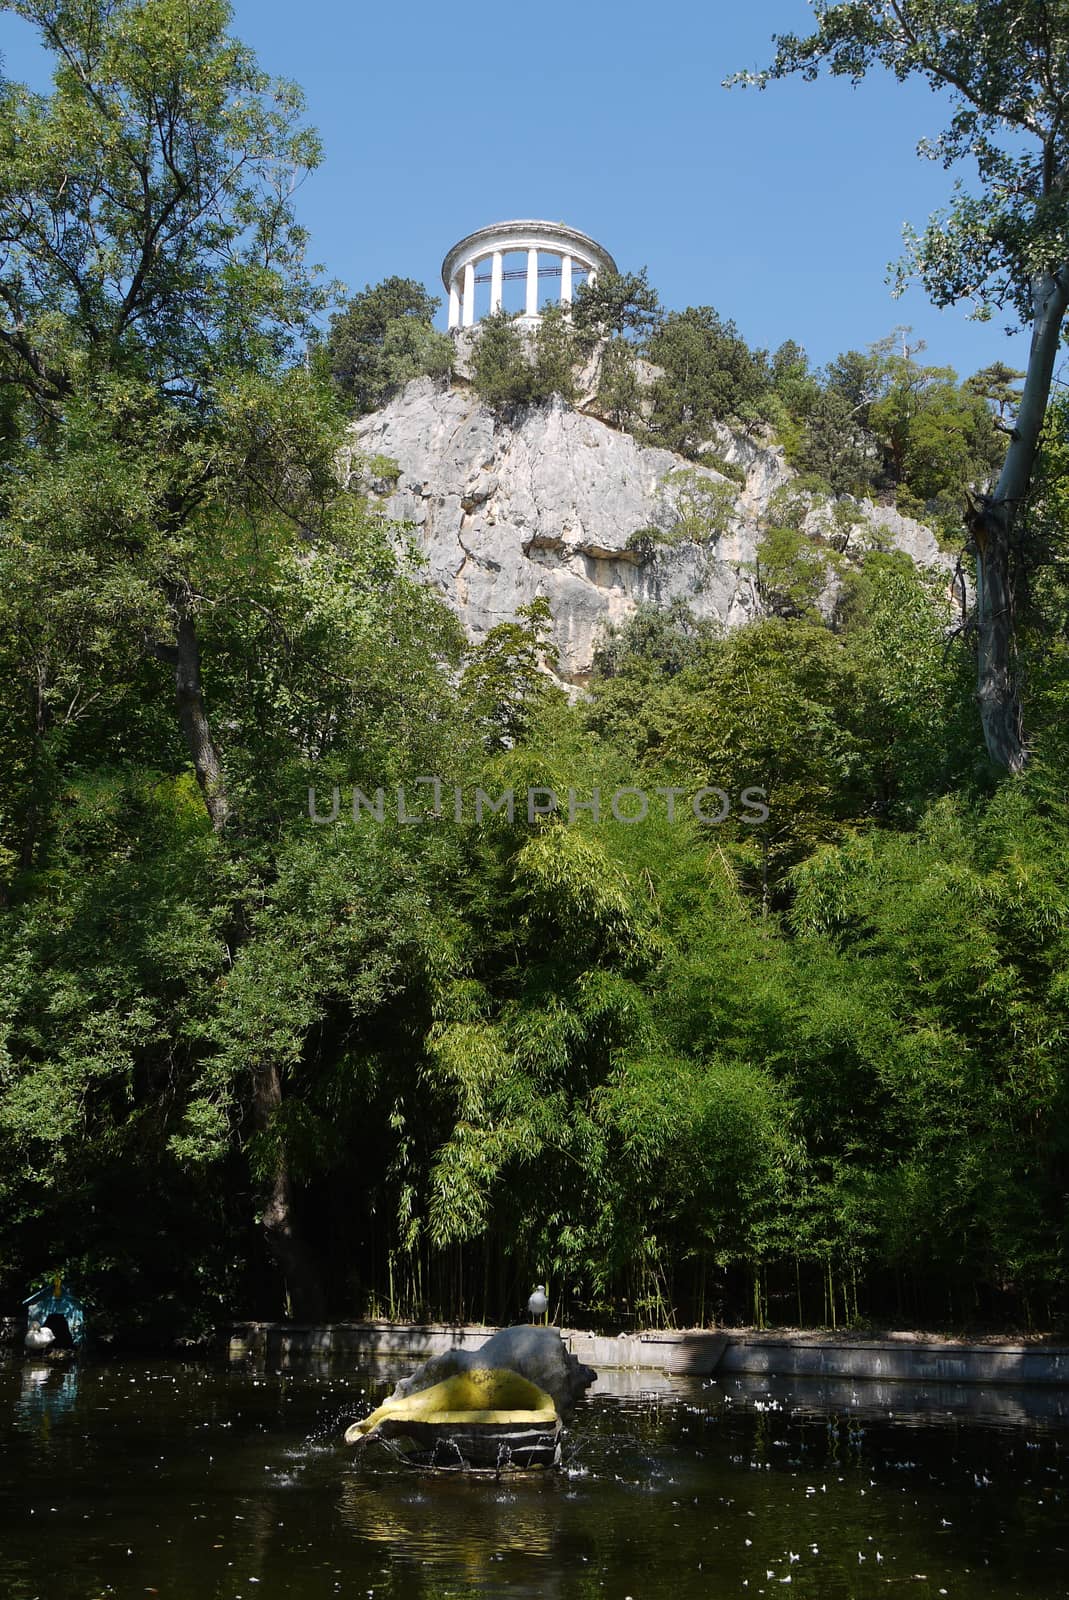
[224,1320,1069,1386]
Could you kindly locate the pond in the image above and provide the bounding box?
[0,1351,1066,1599]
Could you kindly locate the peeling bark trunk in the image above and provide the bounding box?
[252,1060,326,1320]
[972,265,1069,772]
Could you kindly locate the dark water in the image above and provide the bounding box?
[1,1353,1067,1600]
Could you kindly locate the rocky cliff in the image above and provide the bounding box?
[347,376,953,683]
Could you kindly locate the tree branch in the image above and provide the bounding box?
[888,0,1047,137]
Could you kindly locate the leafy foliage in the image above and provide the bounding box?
[324,277,453,414]
[645,307,774,452]
[3,0,1069,1338]
[571,268,662,342]
[470,307,583,412]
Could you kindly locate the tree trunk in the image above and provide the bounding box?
[151,592,322,1315]
[18,659,49,873]
[971,500,1025,771]
[252,1059,326,1321]
[150,589,323,1314]
[170,590,230,832]
[971,265,1069,772]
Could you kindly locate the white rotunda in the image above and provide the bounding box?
[441,220,617,330]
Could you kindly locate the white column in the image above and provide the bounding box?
[490,250,503,314]
[462,260,475,328]
[448,278,461,330]
[587,265,598,289]
[525,247,539,317]
[560,253,573,307]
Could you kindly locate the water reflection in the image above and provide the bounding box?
[14,1360,79,1443]
[339,1470,563,1588]
[714,1369,1069,1428]
[586,1364,1069,1426]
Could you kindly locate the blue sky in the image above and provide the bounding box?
[0,0,1037,380]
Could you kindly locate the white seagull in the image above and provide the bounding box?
[527,1284,548,1322]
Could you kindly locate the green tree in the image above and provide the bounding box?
[769,339,820,417]
[753,524,830,622]
[461,598,565,751]
[803,334,1004,517]
[864,337,1004,523]
[470,309,537,411]
[533,302,581,402]
[662,618,867,892]
[1006,394,1069,770]
[569,267,658,434]
[0,0,365,1315]
[586,601,720,766]
[571,267,662,342]
[471,307,582,411]
[966,360,1025,423]
[593,599,718,680]
[839,552,980,815]
[324,276,452,414]
[0,0,337,841]
[645,307,773,455]
[790,789,1069,1307]
[593,334,643,429]
[736,0,1069,769]
[792,385,876,496]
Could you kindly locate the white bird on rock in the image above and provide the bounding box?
[25,1318,55,1352]
[527,1284,548,1323]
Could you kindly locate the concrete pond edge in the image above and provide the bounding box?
[221,1321,1069,1388]
[3,1315,1066,1386]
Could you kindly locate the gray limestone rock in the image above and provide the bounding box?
[347,377,955,682]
